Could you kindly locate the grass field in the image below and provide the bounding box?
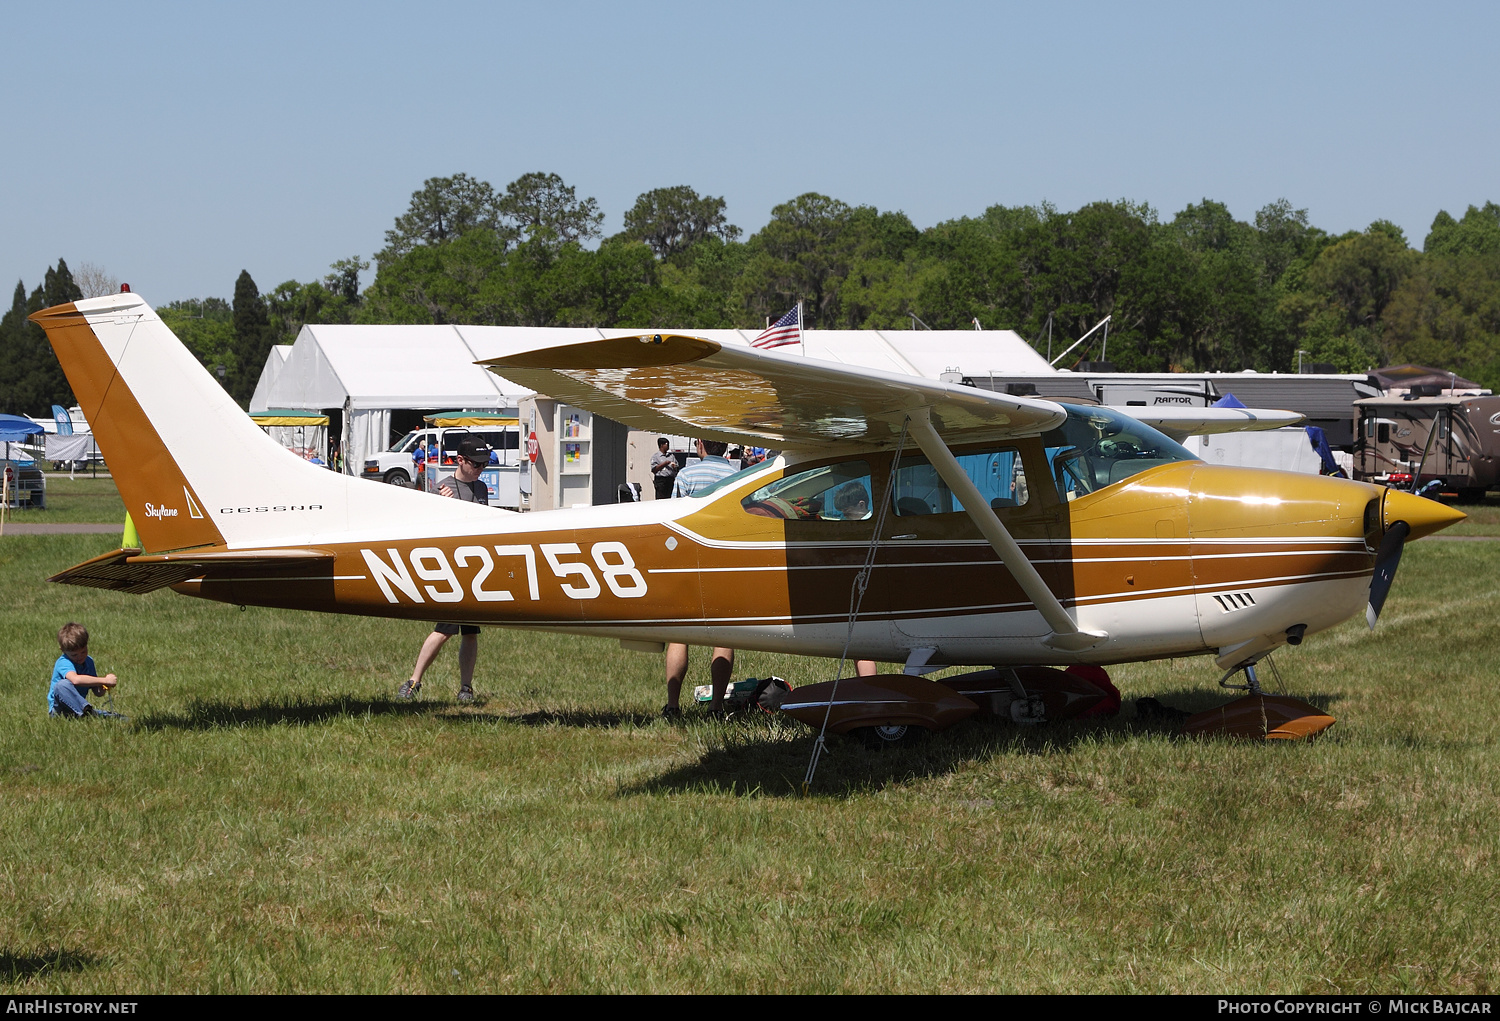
[1,508,1497,992]
[4,475,125,525]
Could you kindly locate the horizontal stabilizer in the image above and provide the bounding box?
[50,546,334,595]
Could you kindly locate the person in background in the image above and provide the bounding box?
[49,622,121,718]
[650,436,678,500]
[399,436,492,703]
[663,439,741,717]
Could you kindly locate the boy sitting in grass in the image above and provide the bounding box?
[49,622,120,718]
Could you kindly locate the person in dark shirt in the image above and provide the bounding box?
[649,437,678,500]
[400,436,491,702]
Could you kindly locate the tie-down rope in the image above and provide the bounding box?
[803,415,911,792]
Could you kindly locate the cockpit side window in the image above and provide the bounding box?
[1042,406,1196,502]
[741,460,874,521]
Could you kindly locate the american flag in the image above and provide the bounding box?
[752,303,802,350]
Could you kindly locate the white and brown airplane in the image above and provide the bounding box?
[30,292,1465,740]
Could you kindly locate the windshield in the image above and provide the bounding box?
[1042,405,1197,502]
[391,431,420,453]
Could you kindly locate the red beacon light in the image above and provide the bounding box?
[120,284,131,293]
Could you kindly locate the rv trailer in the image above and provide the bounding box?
[1353,393,1500,498]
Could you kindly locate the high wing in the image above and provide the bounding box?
[478,333,1067,450]
[1113,406,1305,442]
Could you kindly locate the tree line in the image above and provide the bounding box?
[4,174,1500,414]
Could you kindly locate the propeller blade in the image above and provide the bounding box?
[1367,520,1411,629]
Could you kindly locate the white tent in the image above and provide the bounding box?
[257,324,1053,473]
[247,345,293,414]
[255,325,535,473]
[450,326,1053,380]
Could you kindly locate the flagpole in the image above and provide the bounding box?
[797,299,805,356]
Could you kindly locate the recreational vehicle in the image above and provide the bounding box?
[1354,393,1500,498]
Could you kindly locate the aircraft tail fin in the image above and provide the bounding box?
[29,293,498,553]
[30,296,230,552]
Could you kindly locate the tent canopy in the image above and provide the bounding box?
[0,414,44,442]
[248,345,294,414]
[1368,364,1481,392]
[452,325,1055,381]
[423,411,520,427]
[258,324,1051,414]
[260,325,532,411]
[252,323,1052,474]
[250,410,330,427]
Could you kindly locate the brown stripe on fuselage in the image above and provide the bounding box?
[162,441,1381,641]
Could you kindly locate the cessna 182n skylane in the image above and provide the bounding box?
[32,292,1465,741]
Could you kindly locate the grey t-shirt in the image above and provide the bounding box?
[441,476,489,504]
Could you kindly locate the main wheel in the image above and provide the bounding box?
[384,469,412,487]
[854,723,926,747]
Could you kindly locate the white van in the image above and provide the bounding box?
[361,419,520,489]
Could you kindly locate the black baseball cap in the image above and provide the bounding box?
[457,436,492,462]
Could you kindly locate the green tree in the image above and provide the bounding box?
[1273,227,1417,372]
[1253,199,1322,283]
[1383,252,1500,388]
[158,298,236,382]
[735,194,922,328]
[378,174,508,266]
[911,212,1027,331]
[497,172,603,247]
[1424,202,1500,257]
[619,186,742,261]
[266,256,370,344]
[0,260,81,414]
[1008,200,1156,358]
[618,235,751,328]
[362,229,511,325]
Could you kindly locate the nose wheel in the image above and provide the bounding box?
[1217,661,1265,695]
[1188,657,1334,740]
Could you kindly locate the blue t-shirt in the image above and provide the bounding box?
[49,653,95,711]
[673,456,739,497]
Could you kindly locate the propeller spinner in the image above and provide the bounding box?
[1366,489,1466,629]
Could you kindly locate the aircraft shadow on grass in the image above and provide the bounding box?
[0,947,100,981]
[612,688,1351,798]
[135,694,434,731]
[497,707,672,729]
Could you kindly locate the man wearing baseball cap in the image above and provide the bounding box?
[399,435,493,702]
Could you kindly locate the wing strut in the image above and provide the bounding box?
[905,408,1107,652]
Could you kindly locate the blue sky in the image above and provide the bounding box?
[4,0,1497,304]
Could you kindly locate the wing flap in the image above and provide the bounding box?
[479,333,1067,449]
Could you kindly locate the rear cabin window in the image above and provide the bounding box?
[742,461,873,521]
[893,448,1028,515]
